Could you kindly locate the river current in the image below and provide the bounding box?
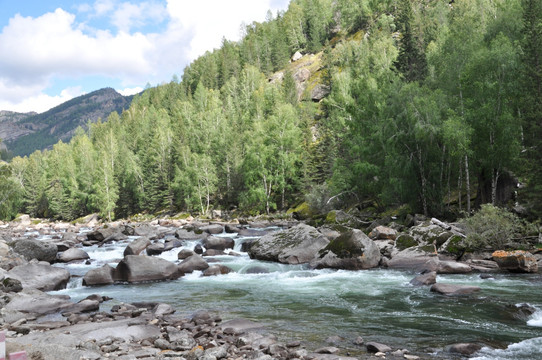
[43,227,542,359]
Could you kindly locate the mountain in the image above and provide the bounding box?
[1,88,136,157]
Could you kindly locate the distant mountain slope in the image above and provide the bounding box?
[2,88,135,157]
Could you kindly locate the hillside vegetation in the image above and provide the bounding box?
[0,0,541,222]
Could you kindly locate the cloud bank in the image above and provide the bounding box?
[0,0,290,113]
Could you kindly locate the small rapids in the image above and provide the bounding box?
[49,227,542,359]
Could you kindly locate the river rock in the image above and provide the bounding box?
[177,249,195,260]
[202,236,234,250]
[12,239,58,262]
[203,264,233,276]
[64,299,100,314]
[199,224,224,234]
[123,237,151,256]
[178,254,209,274]
[83,264,115,286]
[369,226,398,240]
[86,226,123,242]
[448,343,482,355]
[410,271,437,286]
[175,229,208,242]
[366,342,392,353]
[58,247,90,262]
[387,245,439,272]
[8,263,70,291]
[145,242,165,255]
[311,229,381,270]
[3,289,74,319]
[1,277,23,292]
[430,283,481,296]
[248,224,329,265]
[437,261,472,274]
[114,255,180,283]
[492,250,538,273]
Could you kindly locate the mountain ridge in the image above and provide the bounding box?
[1,87,136,157]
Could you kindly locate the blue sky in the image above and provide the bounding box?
[0,0,290,113]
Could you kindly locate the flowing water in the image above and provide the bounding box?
[45,228,542,359]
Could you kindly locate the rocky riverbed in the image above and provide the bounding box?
[1,214,541,359]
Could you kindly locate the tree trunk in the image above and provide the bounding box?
[458,157,462,212]
[465,154,471,214]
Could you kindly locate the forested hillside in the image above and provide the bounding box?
[0,0,541,222]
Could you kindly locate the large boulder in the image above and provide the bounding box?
[82,264,115,286]
[430,283,481,296]
[123,237,151,256]
[199,224,224,234]
[114,255,180,283]
[8,263,70,291]
[311,229,381,270]
[178,254,209,274]
[3,289,74,318]
[387,245,439,272]
[12,239,58,262]
[175,229,208,241]
[202,236,234,251]
[86,226,123,242]
[248,224,329,265]
[492,250,538,273]
[58,248,90,263]
[437,261,473,274]
[369,226,398,240]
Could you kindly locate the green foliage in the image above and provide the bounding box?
[462,204,531,250]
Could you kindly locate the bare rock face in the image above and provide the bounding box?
[311,229,381,270]
[178,254,209,274]
[410,271,437,286]
[492,250,538,273]
[114,255,180,283]
[123,237,151,256]
[12,239,58,263]
[58,248,90,263]
[248,224,329,265]
[8,263,70,291]
[202,236,234,251]
[369,226,398,240]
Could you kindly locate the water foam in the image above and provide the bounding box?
[472,337,542,360]
[527,307,542,327]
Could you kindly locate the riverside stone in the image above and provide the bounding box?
[123,237,151,256]
[437,261,473,274]
[178,254,209,274]
[248,223,329,265]
[410,271,437,286]
[83,264,115,286]
[311,229,381,270]
[12,239,58,262]
[114,255,180,283]
[8,263,70,291]
[366,342,392,353]
[492,250,538,273]
[58,247,90,262]
[202,236,234,251]
[430,283,481,296]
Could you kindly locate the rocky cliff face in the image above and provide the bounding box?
[1,88,136,156]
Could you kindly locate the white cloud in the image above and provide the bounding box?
[0,0,290,113]
[117,86,144,96]
[0,86,84,114]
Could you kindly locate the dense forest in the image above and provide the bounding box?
[0,0,541,222]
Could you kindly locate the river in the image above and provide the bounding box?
[44,227,542,359]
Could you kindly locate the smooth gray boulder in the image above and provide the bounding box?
[199,224,224,234]
[123,237,151,256]
[175,229,208,241]
[58,248,90,263]
[248,224,329,265]
[146,242,165,255]
[178,254,209,274]
[437,261,472,274]
[386,245,439,272]
[202,236,234,251]
[114,255,180,283]
[8,263,70,291]
[82,264,115,286]
[430,283,481,296]
[311,229,381,270]
[12,239,58,262]
[177,249,195,260]
[410,271,437,286]
[203,265,233,276]
[3,289,73,318]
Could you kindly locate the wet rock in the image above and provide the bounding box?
[492,250,538,273]
[194,244,204,254]
[202,236,235,251]
[83,264,115,286]
[203,249,225,256]
[145,242,165,255]
[369,226,398,240]
[244,266,270,274]
[311,229,381,270]
[366,342,392,353]
[315,346,340,354]
[177,249,195,260]
[203,265,233,276]
[505,303,537,321]
[114,255,181,283]
[123,237,151,256]
[409,271,437,286]
[175,229,208,241]
[448,343,482,355]
[12,239,58,262]
[437,261,472,274]
[248,224,329,265]
[58,247,90,263]
[8,263,70,291]
[87,226,123,242]
[430,283,481,296]
[219,318,263,333]
[199,224,224,235]
[386,245,439,272]
[178,254,209,274]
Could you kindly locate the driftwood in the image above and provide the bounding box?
[431,218,466,238]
